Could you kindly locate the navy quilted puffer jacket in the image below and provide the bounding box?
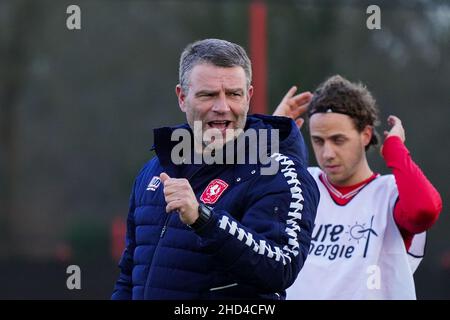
[111,114,319,300]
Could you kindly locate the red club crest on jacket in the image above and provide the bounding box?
[200,179,229,204]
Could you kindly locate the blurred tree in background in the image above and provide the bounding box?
[0,0,448,299]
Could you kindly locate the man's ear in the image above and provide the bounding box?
[176,84,187,112]
[247,85,254,102]
[361,125,373,147]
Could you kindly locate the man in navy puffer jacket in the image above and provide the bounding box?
[111,39,319,300]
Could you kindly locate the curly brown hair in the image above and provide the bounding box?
[307,75,380,151]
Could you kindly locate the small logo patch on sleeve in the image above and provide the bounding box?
[200,179,229,204]
[146,176,161,191]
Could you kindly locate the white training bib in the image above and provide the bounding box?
[287,167,424,300]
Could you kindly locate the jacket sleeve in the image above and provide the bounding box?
[111,180,137,300]
[195,160,319,292]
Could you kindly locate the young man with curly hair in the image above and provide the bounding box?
[274,75,442,299]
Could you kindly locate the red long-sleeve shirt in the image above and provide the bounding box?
[320,136,442,250]
[382,136,442,249]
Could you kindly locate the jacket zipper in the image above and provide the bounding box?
[144,204,173,297]
[160,214,170,238]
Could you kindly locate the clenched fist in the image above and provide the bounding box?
[160,172,199,225]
